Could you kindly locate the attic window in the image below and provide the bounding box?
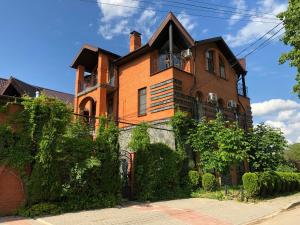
[205,50,214,73]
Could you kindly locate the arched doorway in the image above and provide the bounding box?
[79,97,97,132]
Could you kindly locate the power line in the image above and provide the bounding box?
[73,112,173,131]
[129,0,278,21]
[242,27,285,58]
[182,0,276,17]
[236,22,283,57]
[253,31,285,52]
[81,0,279,24]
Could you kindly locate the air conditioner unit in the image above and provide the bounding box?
[208,93,218,103]
[181,49,192,58]
[227,100,237,109]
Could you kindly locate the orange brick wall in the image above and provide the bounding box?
[118,52,175,126]
[0,166,25,216]
[0,102,25,215]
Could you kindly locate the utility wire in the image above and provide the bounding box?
[182,0,276,17]
[73,112,173,131]
[81,0,279,24]
[236,22,283,56]
[125,0,278,21]
[242,27,285,58]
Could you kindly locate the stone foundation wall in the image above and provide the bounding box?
[119,119,175,152]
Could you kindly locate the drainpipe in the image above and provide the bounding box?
[236,74,248,131]
[169,22,173,67]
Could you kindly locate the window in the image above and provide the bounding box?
[138,88,147,116]
[219,57,226,79]
[205,50,214,73]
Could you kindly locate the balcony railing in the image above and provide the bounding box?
[237,83,248,97]
[79,73,98,92]
[151,53,185,74]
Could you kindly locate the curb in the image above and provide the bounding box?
[242,200,300,225]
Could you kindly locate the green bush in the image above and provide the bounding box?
[243,172,300,198]
[134,143,183,201]
[188,170,201,190]
[202,173,216,192]
[242,173,260,198]
[18,203,62,217]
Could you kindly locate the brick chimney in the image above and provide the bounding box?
[130,31,141,52]
[238,58,246,70]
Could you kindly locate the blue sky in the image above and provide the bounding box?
[1,0,300,142]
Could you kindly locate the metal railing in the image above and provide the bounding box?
[79,74,98,92]
[151,53,184,74]
[237,83,248,97]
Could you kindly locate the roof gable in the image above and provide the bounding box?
[196,37,247,75]
[148,12,194,48]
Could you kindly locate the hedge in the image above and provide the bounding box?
[188,170,201,190]
[242,172,300,198]
[134,143,183,201]
[202,173,216,192]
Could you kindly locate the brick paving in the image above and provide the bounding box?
[1,193,299,225]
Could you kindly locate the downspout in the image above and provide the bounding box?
[236,73,248,131]
[169,22,173,67]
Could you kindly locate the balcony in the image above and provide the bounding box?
[79,73,98,93]
[237,82,248,97]
[151,53,191,75]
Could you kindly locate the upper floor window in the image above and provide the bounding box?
[219,57,226,79]
[138,87,147,116]
[205,50,214,73]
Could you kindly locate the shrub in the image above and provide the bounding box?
[134,143,183,201]
[188,170,200,190]
[202,173,216,192]
[243,172,300,199]
[242,173,260,198]
[18,203,62,217]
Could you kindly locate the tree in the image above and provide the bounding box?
[285,143,300,162]
[188,114,248,175]
[170,109,195,157]
[128,122,150,152]
[278,0,300,97]
[248,123,287,172]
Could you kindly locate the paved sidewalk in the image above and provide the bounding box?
[1,193,299,225]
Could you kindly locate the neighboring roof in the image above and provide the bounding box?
[71,44,120,72]
[196,37,247,75]
[0,76,74,104]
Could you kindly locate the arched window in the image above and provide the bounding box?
[194,92,204,120]
[205,50,214,73]
[219,57,226,79]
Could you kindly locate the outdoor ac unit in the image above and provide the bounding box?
[208,93,218,103]
[181,49,192,58]
[227,100,237,109]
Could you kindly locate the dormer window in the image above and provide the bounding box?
[205,50,214,73]
[219,57,226,79]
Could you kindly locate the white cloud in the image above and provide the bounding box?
[99,19,130,40]
[229,0,247,26]
[96,0,159,40]
[252,99,300,117]
[225,0,287,47]
[252,99,300,143]
[177,11,197,33]
[137,8,157,39]
[97,0,140,22]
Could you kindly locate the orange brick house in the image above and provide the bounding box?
[71,12,252,150]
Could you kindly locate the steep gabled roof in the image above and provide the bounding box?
[148,12,194,48]
[71,44,120,72]
[196,37,247,75]
[0,76,74,104]
[115,12,195,66]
